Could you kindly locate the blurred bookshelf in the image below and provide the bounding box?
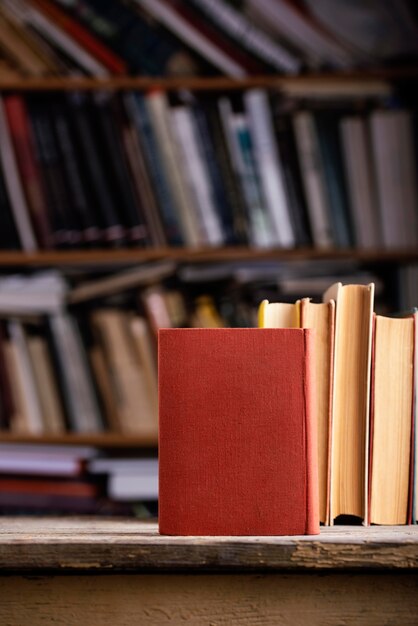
[0,0,418,519]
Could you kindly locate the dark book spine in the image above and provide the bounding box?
[51,102,103,246]
[128,93,184,246]
[203,101,249,244]
[0,166,21,250]
[93,94,149,246]
[0,323,15,430]
[4,96,54,249]
[29,100,82,248]
[314,112,354,248]
[192,104,237,244]
[273,112,312,247]
[67,93,126,246]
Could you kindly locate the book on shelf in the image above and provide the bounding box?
[0,83,417,253]
[158,327,319,536]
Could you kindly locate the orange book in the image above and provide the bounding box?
[158,328,319,536]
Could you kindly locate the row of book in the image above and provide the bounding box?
[0,443,158,515]
[1,0,417,78]
[260,284,417,526]
[1,88,417,253]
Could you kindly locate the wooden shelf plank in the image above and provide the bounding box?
[0,433,157,448]
[0,247,418,266]
[0,68,417,92]
[0,518,417,571]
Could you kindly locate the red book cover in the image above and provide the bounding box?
[158,328,319,536]
[4,96,53,249]
[29,0,128,75]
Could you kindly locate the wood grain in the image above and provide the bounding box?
[0,518,417,572]
[1,247,418,267]
[0,572,417,626]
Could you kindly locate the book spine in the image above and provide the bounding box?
[127,93,184,246]
[292,111,334,249]
[303,329,320,534]
[170,106,224,246]
[4,95,53,249]
[244,89,295,248]
[0,98,38,252]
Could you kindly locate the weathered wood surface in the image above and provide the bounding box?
[0,572,417,626]
[0,518,417,572]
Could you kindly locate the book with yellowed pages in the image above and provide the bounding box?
[369,313,415,525]
[323,282,374,525]
[258,297,335,525]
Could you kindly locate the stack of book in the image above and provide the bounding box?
[260,284,417,526]
[0,87,417,253]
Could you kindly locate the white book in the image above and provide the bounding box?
[244,89,295,248]
[293,112,333,248]
[218,98,276,248]
[370,110,418,249]
[8,320,44,435]
[133,0,246,77]
[0,97,37,252]
[49,312,103,433]
[109,473,158,501]
[0,272,67,314]
[170,106,224,247]
[89,458,158,475]
[3,0,108,77]
[340,117,381,249]
[190,0,301,73]
[146,92,202,246]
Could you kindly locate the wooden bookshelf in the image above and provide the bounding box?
[0,68,417,92]
[0,247,418,267]
[0,432,157,448]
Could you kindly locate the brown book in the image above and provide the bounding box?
[26,335,66,434]
[323,282,374,524]
[369,314,415,525]
[88,344,121,433]
[92,310,158,438]
[299,298,335,525]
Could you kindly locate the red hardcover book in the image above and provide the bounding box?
[158,328,319,536]
[29,0,128,75]
[4,96,53,249]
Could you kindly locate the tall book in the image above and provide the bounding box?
[259,297,335,525]
[293,111,333,249]
[244,89,295,249]
[159,328,319,535]
[323,282,374,524]
[369,313,415,525]
[0,97,37,252]
[4,95,53,249]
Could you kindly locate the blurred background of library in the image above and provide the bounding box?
[0,0,417,518]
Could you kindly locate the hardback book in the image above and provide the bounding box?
[292,111,334,249]
[244,89,295,249]
[258,297,335,525]
[339,116,381,249]
[169,104,224,247]
[158,328,319,536]
[369,313,415,525]
[0,97,38,252]
[323,282,374,524]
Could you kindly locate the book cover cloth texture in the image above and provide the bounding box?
[158,328,319,536]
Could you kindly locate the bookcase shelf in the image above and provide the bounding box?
[0,432,157,448]
[0,68,417,92]
[1,247,418,267]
